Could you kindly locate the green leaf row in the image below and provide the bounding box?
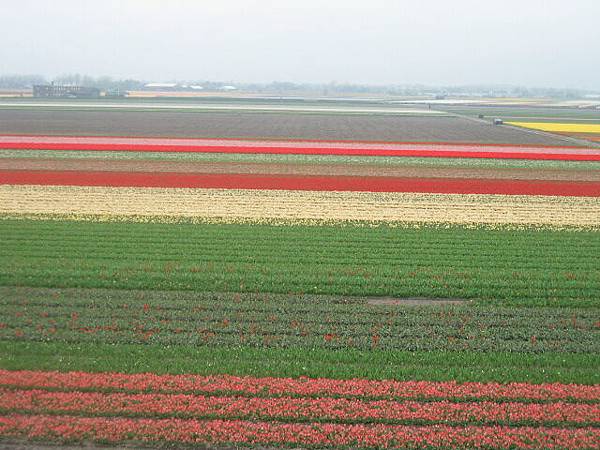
[1,220,599,307]
[1,287,598,354]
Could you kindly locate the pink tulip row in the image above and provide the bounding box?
[1,388,597,426]
[1,414,598,449]
[1,370,597,402]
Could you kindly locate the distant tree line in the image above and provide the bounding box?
[52,74,145,91]
[0,73,596,98]
[0,75,46,89]
[0,74,144,91]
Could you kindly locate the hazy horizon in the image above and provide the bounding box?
[2,0,599,90]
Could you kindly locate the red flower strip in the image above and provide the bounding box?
[1,135,599,161]
[1,389,597,425]
[0,134,589,149]
[2,170,600,196]
[0,414,598,448]
[1,370,597,403]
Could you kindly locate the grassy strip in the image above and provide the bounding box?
[2,287,598,354]
[2,149,600,170]
[1,341,598,384]
[1,220,599,307]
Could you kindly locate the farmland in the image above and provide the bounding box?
[508,122,600,146]
[0,108,576,145]
[435,105,600,124]
[0,104,599,449]
[1,220,600,307]
[434,104,600,147]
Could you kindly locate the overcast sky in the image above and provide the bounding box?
[1,0,599,89]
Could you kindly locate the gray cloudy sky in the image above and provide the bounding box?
[1,0,599,89]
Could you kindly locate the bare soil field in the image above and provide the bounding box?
[0,110,573,145]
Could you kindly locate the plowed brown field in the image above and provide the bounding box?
[0,110,575,145]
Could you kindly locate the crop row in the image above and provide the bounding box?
[3,170,600,196]
[4,312,596,353]
[3,149,600,170]
[5,158,599,182]
[4,250,596,278]
[2,288,598,353]
[3,134,600,159]
[5,286,597,322]
[5,340,597,385]
[2,185,600,228]
[2,263,598,306]
[1,221,599,307]
[3,370,598,402]
[1,414,598,448]
[507,122,600,134]
[5,260,596,299]
[4,241,597,270]
[4,286,598,317]
[1,388,598,426]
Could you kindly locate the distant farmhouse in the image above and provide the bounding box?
[33,83,100,98]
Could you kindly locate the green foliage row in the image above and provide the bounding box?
[2,287,598,354]
[2,341,597,385]
[1,220,599,307]
[2,149,600,170]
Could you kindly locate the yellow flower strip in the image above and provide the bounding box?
[507,122,600,134]
[1,185,599,229]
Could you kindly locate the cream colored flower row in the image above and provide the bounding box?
[1,184,599,229]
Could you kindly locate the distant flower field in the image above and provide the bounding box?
[508,121,600,146]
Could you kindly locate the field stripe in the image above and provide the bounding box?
[2,158,599,181]
[4,150,600,171]
[3,144,600,161]
[1,389,597,426]
[1,414,597,448]
[0,134,588,149]
[2,370,597,402]
[1,135,599,161]
[2,185,599,227]
[2,170,600,196]
[508,122,600,134]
